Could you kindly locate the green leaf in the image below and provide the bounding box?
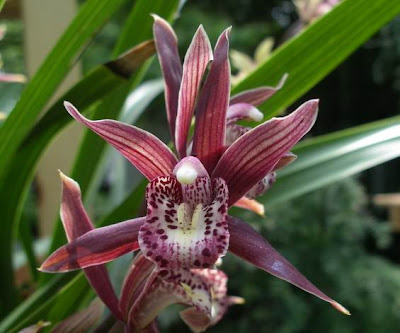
[0,181,146,332]
[262,116,400,205]
[0,0,6,13]
[0,42,154,315]
[0,0,126,316]
[47,0,180,254]
[0,0,126,185]
[232,0,400,119]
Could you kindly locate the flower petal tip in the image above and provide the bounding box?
[63,101,81,120]
[331,301,351,316]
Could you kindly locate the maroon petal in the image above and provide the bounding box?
[213,100,318,206]
[229,74,287,106]
[120,254,155,319]
[227,216,350,315]
[139,176,229,270]
[152,15,182,142]
[59,172,123,320]
[192,28,231,173]
[175,26,213,158]
[64,102,178,181]
[39,217,145,272]
[59,172,94,240]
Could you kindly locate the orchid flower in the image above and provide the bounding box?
[40,15,349,332]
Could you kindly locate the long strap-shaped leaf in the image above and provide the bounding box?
[0,42,155,315]
[0,0,126,316]
[262,116,400,205]
[0,0,125,186]
[46,0,180,257]
[232,0,400,119]
[0,181,147,332]
[0,0,6,13]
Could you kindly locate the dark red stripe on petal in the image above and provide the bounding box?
[213,100,318,205]
[59,173,122,320]
[120,254,155,319]
[229,73,287,106]
[192,28,231,174]
[227,215,350,315]
[175,26,213,158]
[39,217,145,272]
[152,15,182,142]
[64,102,178,181]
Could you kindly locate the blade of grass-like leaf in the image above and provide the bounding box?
[0,0,126,316]
[18,223,38,281]
[0,0,126,186]
[48,0,180,255]
[262,116,400,205]
[0,0,6,13]
[0,182,146,332]
[232,0,400,119]
[0,42,155,314]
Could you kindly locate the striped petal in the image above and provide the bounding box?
[120,254,155,319]
[192,28,231,173]
[227,215,350,315]
[175,26,213,158]
[213,100,318,206]
[152,15,182,142]
[229,74,287,106]
[59,172,122,320]
[64,102,178,181]
[139,176,229,270]
[39,217,145,272]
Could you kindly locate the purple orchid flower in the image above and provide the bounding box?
[40,15,349,332]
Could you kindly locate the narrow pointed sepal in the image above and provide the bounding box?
[192,28,231,173]
[227,216,350,315]
[64,102,178,181]
[39,217,145,272]
[120,254,155,319]
[175,25,213,158]
[59,172,123,320]
[213,100,318,206]
[229,73,287,106]
[152,15,182,141]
